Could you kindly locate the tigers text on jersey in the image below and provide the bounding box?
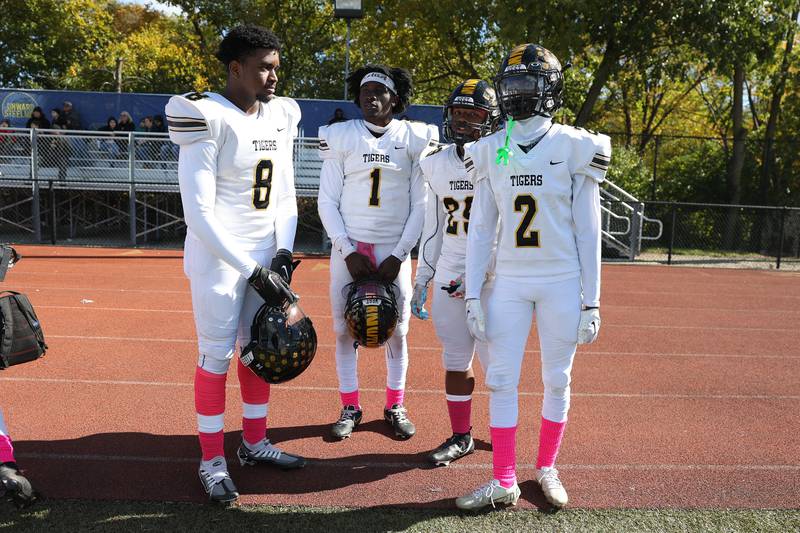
[417,143,473,285]
[466,123,610,281]
[318,119,436,245]
[166,92,300,251]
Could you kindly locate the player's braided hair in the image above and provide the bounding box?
[347,64,413,114]
[216,24,282,66]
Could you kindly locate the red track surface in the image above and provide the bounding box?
[1,245,799,509]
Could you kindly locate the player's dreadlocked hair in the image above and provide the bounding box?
[216,24,282,67]
[347,64,413,114]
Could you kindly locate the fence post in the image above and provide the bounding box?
[629,202,643,261]
[668,202,677,265]
[128,132,137,246]
[30,128,42,242]
[49,179,56,245]
[650,135,660,201]
[776,206,787,270]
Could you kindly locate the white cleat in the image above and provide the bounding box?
[455,479,521,511]
[536,467,568,508]
[198,456,239,504]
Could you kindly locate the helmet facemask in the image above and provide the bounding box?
[494,44,565,121]
[495,71,562,121]
[444,106,492,146]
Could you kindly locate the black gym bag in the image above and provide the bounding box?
[0,246,48,369]
[0,291,47,370]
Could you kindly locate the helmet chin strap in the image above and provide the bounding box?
[511,115,552,143]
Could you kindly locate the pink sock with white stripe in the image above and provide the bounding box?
[536,416,567,468]
[238,358,271,446]
[385,387,404,409]
[195,366,227,461]
[446,394,472,434]
[340,390,360,409]
[491,426,517,488]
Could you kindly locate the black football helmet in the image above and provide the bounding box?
[443,79,501,145]
[240,301,317,384]
[343,279,399,348]
[494,44,564,120]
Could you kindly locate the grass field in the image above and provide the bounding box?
[2,501,799,532]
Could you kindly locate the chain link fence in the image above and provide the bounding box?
[2,127,798,268]
[604,201,800,269]
[0,127,327,252]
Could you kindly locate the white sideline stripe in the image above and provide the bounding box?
[43,335,800,359]
[34,312,799,333]
[37,303,800,316]
[14,452,800,472]
[15,285,800,306]
[1,377,798,400]
[8,285,327,299]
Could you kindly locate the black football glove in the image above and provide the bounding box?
[269,249,301,284]
[0,462,38,509]
[248,264,297,307]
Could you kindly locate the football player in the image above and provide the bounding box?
[456,44,609,511]
[317,65,438,440]
[0,409,37,508]
[410,79,499,466]
[166,25,304,505]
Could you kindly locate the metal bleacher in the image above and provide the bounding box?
[1,127,659,255]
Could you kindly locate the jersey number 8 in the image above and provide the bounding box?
[252,159,273,210]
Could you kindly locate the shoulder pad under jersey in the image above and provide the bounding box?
[165,92,221,145]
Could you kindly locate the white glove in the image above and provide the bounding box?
[441,273,466,299]
[465,298,487,342]
[410,283,429,320]
[577,308,601,344]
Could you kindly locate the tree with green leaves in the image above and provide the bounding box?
[0,0,113,88]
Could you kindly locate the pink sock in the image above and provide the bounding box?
[195,367,227,461]
[355,241,377,268]
[0,435,14,464]
[491,426,517,488]
[198,431,224,461]
[536,417,567,468]
[447,397,472,434]
[385,387,404,409]
[238,358,270,445]
[340,390,360,409]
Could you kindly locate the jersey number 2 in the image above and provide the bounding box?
[514,194,540,247]
[252,159,273,210]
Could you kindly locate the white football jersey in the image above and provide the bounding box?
[166,92,300,250]
[466,123,611,280]
[417,143,474,284]
[318,119,437,244]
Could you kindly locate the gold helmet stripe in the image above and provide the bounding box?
[461,79,480,95]
[507,44,529,66]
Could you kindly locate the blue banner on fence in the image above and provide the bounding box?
[0,89,444,138]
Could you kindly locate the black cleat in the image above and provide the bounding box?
[384,404,416,439]
[198,457,239,505]
[237,438,306,470]
[0,462,38,509]
[427,432,475,466]
[331,405,363,439]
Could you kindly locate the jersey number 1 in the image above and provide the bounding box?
[514,194,540,247]
[368,168,381,207]
[252,159,273,210]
